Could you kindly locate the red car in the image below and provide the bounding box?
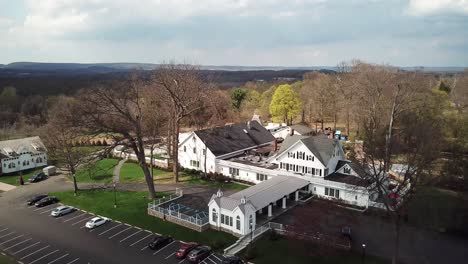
[176,242,198,259]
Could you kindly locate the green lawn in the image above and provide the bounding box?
[186,176,249,191]
[0,253,15,264]
[242,235,389,264]
[120,162,172,183]
[0,168,43,186]
[408,186,466,234]
[51,190,236,250]
[74,158,119,183]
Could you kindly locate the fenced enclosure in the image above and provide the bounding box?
[147,187,210,232]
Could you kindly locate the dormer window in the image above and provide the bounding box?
[344,167,351,174]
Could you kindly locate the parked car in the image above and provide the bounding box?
[341,226,352,240]
[27,195,48,205]
[176,242,198,259]
[148,235,173,250]
[29,172,47,183]
[222,256,245,264]
[85,217,109,229]
[35,196,59,207]
[187,246,211,263]
[51,206,74,217]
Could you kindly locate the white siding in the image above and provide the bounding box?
[1,152,47,174]
[178,133,216,173]
[274,142,327,177]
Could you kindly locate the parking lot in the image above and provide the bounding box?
[0,201,225,264]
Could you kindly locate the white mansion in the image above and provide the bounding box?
[178,121,379,236]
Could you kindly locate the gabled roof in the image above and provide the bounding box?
[325,172,371,187]
[335,160,368,178]
[290,123,314,135]
[277,135,341,166]
[0,136,46,158]
[194,121,275,157]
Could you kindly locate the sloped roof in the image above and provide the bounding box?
[277,135,341,166]
[0,136,46,158]
[335,160,368,178]
[195,121,275,157]
[325,172,371,187]
[290,124,314,135]
[227,176,309,210]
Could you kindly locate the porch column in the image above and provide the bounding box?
[282,196,287,209]
[295,190,299,201]
[268,204,273,217]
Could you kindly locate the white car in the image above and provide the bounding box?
[85,217,109,229]
[51,206,74,217]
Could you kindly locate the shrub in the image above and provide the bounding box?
[244,247,258,260]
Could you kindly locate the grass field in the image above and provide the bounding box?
[185,176,249,191]
[0,168,42,186]
[74,158,119,184]
[242,235,389,264]
[408,186,466,233]
[51,190,236,250]
[120,162,172,183]
[0,253,15,264]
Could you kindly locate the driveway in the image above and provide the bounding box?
[274,200,468,264]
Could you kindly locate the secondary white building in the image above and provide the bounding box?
[0,137,48,175]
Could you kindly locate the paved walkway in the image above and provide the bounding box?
[113,158,127,183]
[0,182,16,192]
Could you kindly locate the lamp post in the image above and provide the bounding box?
[361,243,366,264]
[113,182,117,208]
[249,221,253,250]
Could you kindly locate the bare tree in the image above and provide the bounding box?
[352,65,444,264]
[41,97,99,195]
[76,74,160,199]
[151,63,210,182]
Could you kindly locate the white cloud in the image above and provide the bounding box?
[407,0,468,16]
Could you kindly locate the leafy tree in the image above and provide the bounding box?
[269,84,302,125]
[230,88,248,111]
[438,80,451,94]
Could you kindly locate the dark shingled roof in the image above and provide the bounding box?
[278,135,341,166]
[195,121,275,157]
[325,172,371,187]
[290,123,314,135]
[335,160,368,178]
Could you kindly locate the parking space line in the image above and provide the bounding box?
[0,231,15,239]
[39,208,56,215]
[119,230,141,243]
[4,238,32,250]
[12,241,40,255]
[33,206,52,211]
[98,224,122,236]
[211,254,222,262]
[71,217,90,226]
[178,258,186,264]
[165,252,175,259]
[20,245,50,260]
[140,246,148,251]
[130,233,152,247]
[47,253,69,264]
[206,257,218,264]
[63,213,86,222]
[108,226,132,239]
[0,234,24,245]
[29,249,59,264]
[0,227,8,233]
[153,241,176,255]
[65,258,80,264]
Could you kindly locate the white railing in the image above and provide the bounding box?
[113,149,169,167]
[147,204,209,226]
[149,188,183,207]
[224,222,284,255]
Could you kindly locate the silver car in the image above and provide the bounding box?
[51,206,74,217]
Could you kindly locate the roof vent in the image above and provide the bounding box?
[216,188,223,198]
[240,196,247,204]
[243,129,248,134]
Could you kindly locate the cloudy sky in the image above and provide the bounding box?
[0,0,467,66]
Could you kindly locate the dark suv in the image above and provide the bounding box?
[27,195,48,205]
[187,246,211,263]
[29,172,47,183]
[148,235,173,250]
[222,256,245,264]
[35,196,59,207]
